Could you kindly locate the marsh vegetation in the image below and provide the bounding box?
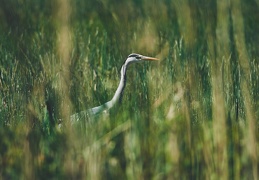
[0,0,258,179]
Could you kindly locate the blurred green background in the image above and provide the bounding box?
[0,0,258,179]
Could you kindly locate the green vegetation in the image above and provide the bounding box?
[0,0,258,179]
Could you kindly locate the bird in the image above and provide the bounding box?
[70,53,159,123]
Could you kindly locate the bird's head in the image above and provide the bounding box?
[125,53,159,65]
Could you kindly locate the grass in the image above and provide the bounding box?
[0,0,258,179]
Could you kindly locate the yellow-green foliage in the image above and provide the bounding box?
[0,0,258,179]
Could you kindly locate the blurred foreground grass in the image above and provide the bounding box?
[0,0,258,179]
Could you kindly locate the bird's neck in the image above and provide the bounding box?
[107,64,127,109]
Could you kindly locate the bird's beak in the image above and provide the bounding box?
[141,55,160,61]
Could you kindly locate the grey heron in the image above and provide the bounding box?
[70,53,159,123]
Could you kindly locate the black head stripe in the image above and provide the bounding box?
[128,53,139,58]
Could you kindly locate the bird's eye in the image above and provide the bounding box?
[136,56,141,59]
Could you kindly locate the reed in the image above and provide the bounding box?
[0,0,258,179]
